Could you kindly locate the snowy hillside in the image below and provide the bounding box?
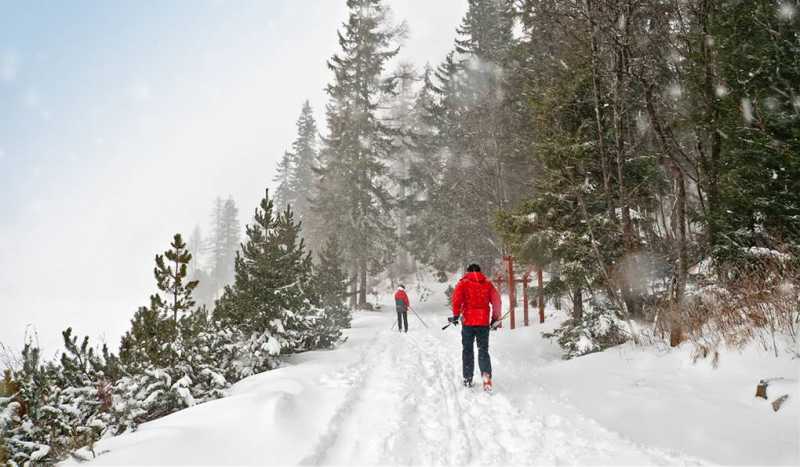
[69,283,798,465]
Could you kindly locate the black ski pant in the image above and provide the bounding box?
[396,311,408,332]
[462,325,491,381]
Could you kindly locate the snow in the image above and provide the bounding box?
[777,2,797,21]
[69,282,799,466]
[741,97,754,123]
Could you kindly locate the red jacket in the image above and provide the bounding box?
[452,272,501,326]
[394,288,410,312]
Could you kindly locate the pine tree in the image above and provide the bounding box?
[314,0,403,308]
[315,237,352,329]
[287,100,320,223]
[406,0,522,276]
[214,189,338,362]
[273,151,294,210]
[119,234,198,370]
[188,225,204,276]
[708,0,800,260]
[220,198,240,286]
[208,197,240,293]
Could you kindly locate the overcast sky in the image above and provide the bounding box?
[0,0,466,353]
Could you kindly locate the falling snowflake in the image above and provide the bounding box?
[635,111,650,134]
[764,96,779,111]
[667,83,683,99]
[741,97,754,123]
[777,2,797,20]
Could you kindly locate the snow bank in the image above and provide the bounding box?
[501,326,799,465]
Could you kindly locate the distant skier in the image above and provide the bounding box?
[448,264,501,391]
[394,284,410,333]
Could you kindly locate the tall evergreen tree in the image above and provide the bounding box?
[208,197,239,293]
[313,0,403,308]
[287,100,320,222]
[273,151,294,210]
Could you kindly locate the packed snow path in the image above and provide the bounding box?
[298,303,698,466]
[80,291,711,465]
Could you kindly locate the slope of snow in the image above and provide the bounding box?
[531,338,799,465]
[70,282,798,465]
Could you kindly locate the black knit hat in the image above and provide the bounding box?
[466,264,481,272]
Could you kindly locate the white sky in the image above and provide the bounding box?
[0,0,467,354]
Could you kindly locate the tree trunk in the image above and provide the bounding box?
[670,163,688,347]
[612,0,641,319]
[349,272,358,310]
[358,258,368,308]
[572,288,584,321]
[584,0,614,221]
[698,0,722,250]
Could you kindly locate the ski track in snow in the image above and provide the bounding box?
[301,302,706,466]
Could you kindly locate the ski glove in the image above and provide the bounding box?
[490,319,500,330]
[448,316,460,325]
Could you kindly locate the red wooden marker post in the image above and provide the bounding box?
[505,256,516,330]
[522,271,530,327]
[537,267,545,323]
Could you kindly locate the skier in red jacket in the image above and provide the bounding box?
[449,264,502,390]
[394,284,410,333]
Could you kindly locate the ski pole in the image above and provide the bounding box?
[442,315,459,330]
[409,307,428,328]
[490,309,512,330]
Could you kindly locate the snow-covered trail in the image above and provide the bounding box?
[78,291,709,465]
[297,300,702,466]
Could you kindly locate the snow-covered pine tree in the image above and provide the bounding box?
[214,189,341,373]
[0,331,119,465]
[120,234,198,371]
[0,342,58,464]
[114,234,228,431]
[313,0,403,308]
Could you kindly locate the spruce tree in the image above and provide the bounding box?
[208,197,239,293]
[214,189,335,358]
[273,151,294,210]
[314,0,402,308]
[287,100,319,223]
[315,237,352,329]
[709,0,800,260]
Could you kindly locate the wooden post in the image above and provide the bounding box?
[505,256,516,330]
[522,271,530,327]
[537,267,545,323]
